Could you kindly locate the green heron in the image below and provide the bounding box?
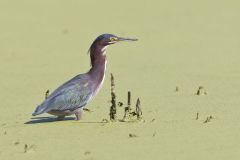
[32,34,137,120]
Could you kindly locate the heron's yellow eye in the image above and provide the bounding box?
[110,37,118,41]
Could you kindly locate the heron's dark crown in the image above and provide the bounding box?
[95,34,117,41]
[91,33,118,47]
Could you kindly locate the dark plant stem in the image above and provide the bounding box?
[123,91,132,120]
[136,98,142,120]
[110,73,117,121]
[45,90,50,99]
[196,112,199,120]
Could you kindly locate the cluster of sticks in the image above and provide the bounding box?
[122,92,142,121]
[175,86,207,95]
[196,112,214,123]
[110,73,142,122]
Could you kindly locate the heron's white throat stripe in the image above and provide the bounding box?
[101,46,108,55]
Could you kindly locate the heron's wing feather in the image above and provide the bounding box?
[34,74,93,114]
[45,83,92,111]
[46,74,87,100]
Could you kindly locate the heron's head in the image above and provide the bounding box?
[92,34,138,47]
[88,34,137,66]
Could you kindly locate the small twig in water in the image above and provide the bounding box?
[123,91,132,121]
[153,132,157,137]
[14,141,20,145]
[136,98,142,120]
[203,115,213,123]
[196,112,199,120]
[102,119,109,123]
[24,144,36,153]
[84,151,91,155]
[151,118,155,122]
[45,89,50,99]
[129,133,137,138]
[175,86,179,92]
[196,86,207,95]
[118,102,123,107]
[83,108,92,112]
[24,144,28,153]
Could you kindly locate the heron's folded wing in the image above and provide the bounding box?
[44,82,93,112]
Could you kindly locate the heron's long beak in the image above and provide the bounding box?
[117,37,138,42]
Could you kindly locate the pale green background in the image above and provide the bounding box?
[0,0,240,160]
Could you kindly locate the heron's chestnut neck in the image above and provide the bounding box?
[89,42,108,66]
[88,43,108,79]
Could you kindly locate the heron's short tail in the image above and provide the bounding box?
[32,105,45,116]
[32,112,38,116]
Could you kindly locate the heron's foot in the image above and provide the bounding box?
[75,108,83,121]
[56,116,65,121]
[75,113,82,121]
